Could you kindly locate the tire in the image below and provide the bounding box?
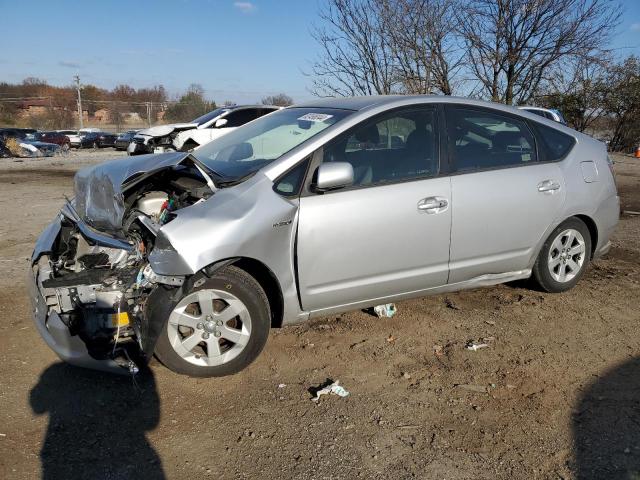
[532,217,592,293]
[154,266,271,377]
[92,141,99,149]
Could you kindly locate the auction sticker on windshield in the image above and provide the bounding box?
[297,113,334,122]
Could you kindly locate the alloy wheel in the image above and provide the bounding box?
[547,228,586,283]
[166,289,252,367]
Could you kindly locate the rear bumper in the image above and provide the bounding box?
[30,217,124,374]
[592,194,620,260]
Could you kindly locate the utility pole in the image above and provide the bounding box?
[74,75,83,129]
[146,101,152,127]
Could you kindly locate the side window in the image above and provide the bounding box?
[259,108,277,117]
[223,109,259,128]
[322,108,438,187]
[274,159,309,197]
[532,123,575,161]
[447,108,537,172]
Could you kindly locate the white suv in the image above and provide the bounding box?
[128,105,281,155]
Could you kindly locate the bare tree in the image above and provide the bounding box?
[534,55,611,132]
[381,0,462,95]
[457,0,621,105]
[262,93,294,106]
[602,55,640,152]
[310,0,396,96]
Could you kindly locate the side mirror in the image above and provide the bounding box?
[314,162,354,191]
[214,118,228,128]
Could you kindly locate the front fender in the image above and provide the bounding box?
[149,173,303,325]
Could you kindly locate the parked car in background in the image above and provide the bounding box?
[64,131,82,147]
[67,128,103,148]
[96,132,117,148]
[114,130,139,150]
[18,140,60,157]
[0,128,37,140]
[518,106,567,125]
[35,131,72,150]
[0,128,60,157]
[29,96,619,378]
[57,130,77,136]
[77,131,117,148]
[128,105,280,155]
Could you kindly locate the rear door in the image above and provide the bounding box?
[445,106,566,283]
[297,106,452,311]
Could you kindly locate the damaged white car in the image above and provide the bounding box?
[30,97,619,377]
[127,105,280,155]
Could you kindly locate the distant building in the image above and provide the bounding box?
[18,98,54,117]
[124,112,142,124]
[93,108,111,124]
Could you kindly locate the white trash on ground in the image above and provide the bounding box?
[465,341,489,351]
[311,381,350,402]
[373,303,397,318]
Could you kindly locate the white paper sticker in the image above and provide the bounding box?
[297,113,333,123]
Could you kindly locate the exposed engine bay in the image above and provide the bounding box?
[33,155,214,372]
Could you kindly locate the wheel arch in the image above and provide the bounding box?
[204,257,285,329]
[573,214,598,259]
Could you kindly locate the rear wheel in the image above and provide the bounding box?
[154,266,270,377]
[532,217,591,293]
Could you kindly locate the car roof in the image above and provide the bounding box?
[226,104,280,110]
[518,106,552,112]
[293,95,544,114]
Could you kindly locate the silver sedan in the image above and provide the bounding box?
[29,96,619,377]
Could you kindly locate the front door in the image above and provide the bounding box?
[297,106,452,312]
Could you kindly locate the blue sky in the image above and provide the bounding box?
[1,0,639,104]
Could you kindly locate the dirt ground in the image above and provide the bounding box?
[0,150,638,480]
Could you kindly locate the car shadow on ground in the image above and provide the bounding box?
[573,356,640,479]
[29,363,164,480]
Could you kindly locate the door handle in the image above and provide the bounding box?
[418,196,448,213]
[537,180,561,193]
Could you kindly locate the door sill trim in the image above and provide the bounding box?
[307,269,531,319]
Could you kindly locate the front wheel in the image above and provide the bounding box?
[154,266,271,377]
[532,218,592,293]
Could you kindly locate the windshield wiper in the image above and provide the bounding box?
[188,154,226,180]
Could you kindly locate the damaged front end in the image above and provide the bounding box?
[30,152,214,374]
[127,123,197,155]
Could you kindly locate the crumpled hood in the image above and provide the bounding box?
[73,151,192,233]
[135,123,198,138]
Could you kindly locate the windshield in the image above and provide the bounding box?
[194,107,352,180]
[191,108,230,126]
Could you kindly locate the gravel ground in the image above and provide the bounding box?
[0,150,638,479]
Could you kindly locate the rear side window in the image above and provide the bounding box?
[532,123,575,161]
[447,108,537,172]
